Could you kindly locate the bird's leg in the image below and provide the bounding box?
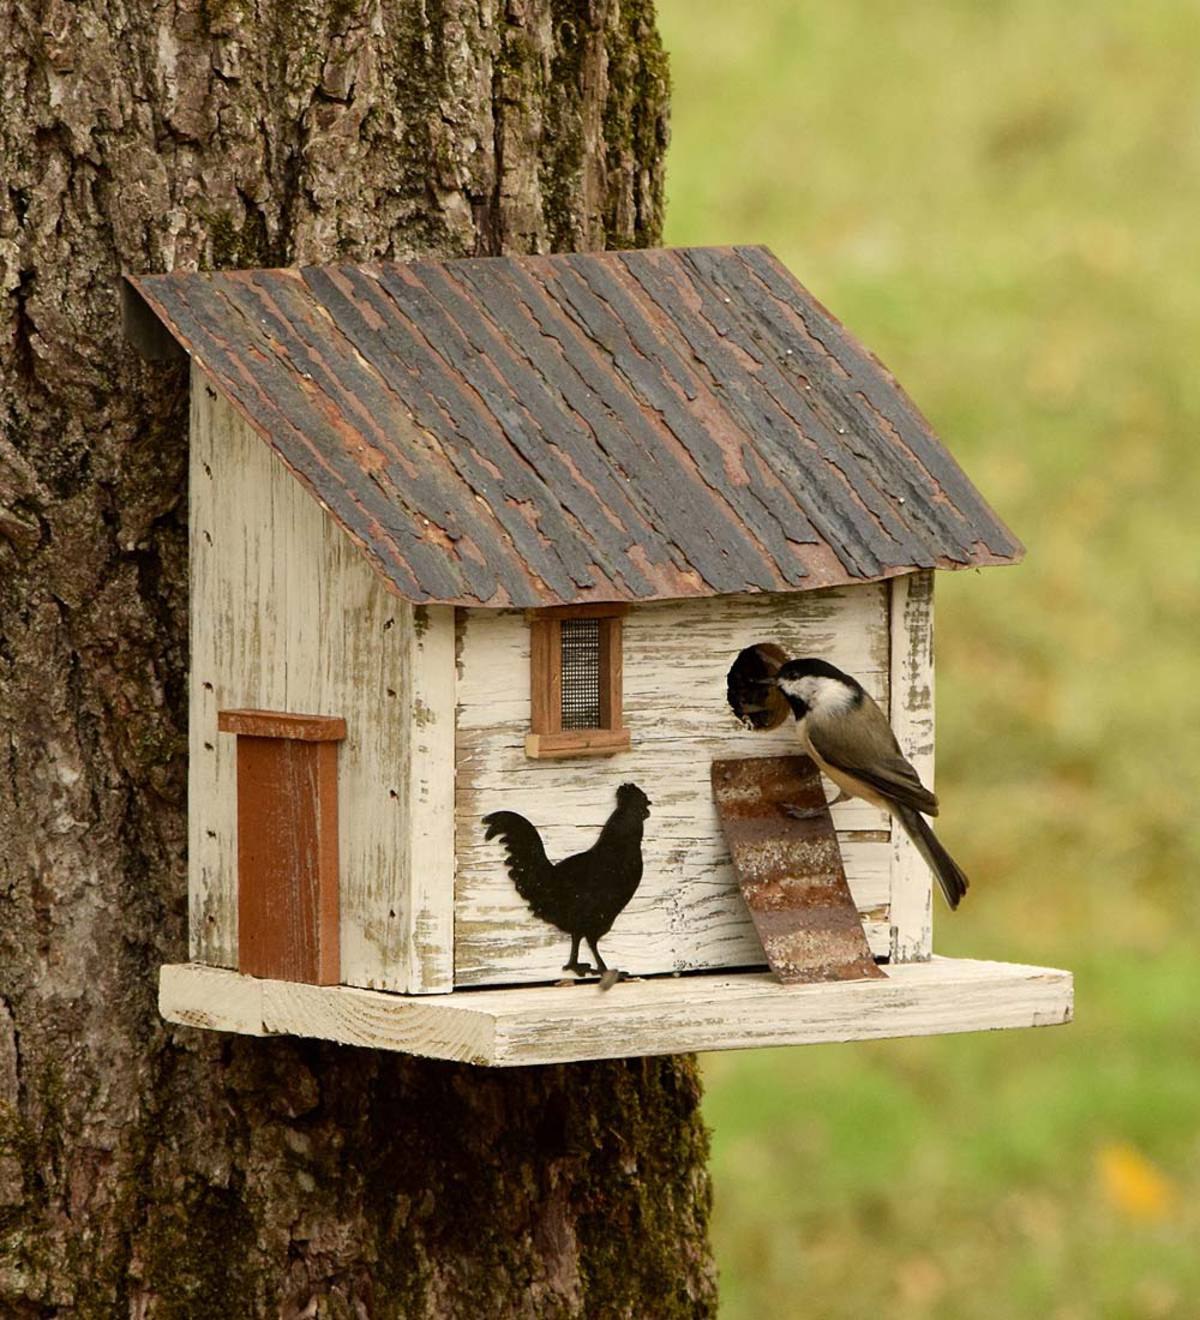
[585,937,608,974]
[563,933,593,976]
[781,790,851,821]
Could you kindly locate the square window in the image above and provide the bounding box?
[525,606,630,759]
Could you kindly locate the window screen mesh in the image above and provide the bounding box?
[560,618,602,729]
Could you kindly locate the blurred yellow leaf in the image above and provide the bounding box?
[895,1255,946,1308]
[1097,1142,1178,1222]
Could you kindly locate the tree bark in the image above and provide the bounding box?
[0,1,715,1314]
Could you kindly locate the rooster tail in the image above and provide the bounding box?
[895,805,969,911]
[482,810,554,915]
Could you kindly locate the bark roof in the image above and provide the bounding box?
[125,246,1021,607]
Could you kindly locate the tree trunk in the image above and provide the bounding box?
[0,1,715,1313]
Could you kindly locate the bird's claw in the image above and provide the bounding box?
[781,791,850,821]
[781,802,825,820]
[563,961,594,977]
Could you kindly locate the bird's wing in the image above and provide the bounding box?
[806,698,939,816]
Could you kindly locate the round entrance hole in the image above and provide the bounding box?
[727,642,792,731]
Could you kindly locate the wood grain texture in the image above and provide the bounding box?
[160,957,1074,1066]
[529,604,628,620]
[190,379,453,993]
[232,734,340,985]
[158,965,267,1038]
[217,710,347,741]
[189,374,271,970]
[889,571,936,961]
[528,616,562,735]
[456,585,894,986]
[524,728,633,759]
[405,606,457,994]
[600,613,623,730]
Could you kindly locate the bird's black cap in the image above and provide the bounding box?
[775,657,859,688]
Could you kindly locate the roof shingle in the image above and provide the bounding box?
[125,245,1021,607]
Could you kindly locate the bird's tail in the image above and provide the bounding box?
[895,805,969,910]
[481,810,555,918]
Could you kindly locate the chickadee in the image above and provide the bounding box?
[775,658,968,909]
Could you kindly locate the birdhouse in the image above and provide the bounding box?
[124,246,1071,1065]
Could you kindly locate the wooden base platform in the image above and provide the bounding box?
[160,957,1072,1067]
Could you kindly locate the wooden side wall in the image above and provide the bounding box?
[455,584,915,987]
[888,569,935,961]
[188,370,454,993]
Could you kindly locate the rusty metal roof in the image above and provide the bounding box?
[124,246,1021,607]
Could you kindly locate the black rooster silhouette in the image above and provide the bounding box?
[482,783,651,977]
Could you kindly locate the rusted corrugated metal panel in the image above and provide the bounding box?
[711,754,886,984]
[124,246,1022,607]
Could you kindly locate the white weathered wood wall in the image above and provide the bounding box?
[189,369,454,993]
[455,584,915,987]
[889,570,936,962]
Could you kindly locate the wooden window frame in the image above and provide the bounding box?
[525,604,631,759]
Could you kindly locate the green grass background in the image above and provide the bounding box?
[655,2,1200,1315]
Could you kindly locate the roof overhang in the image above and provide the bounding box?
[124,247,1022,608]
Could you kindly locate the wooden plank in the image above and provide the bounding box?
[598,615,623,732]
[159,962,266,1036]
[488,958,1072,1065]
[232,734,341,985]
[524,728,632,759]
[455,585,894,986]
[528,616,562,735]
[261,979,495,1063]
[527,603,628,621]
[188,373,227,965]
[889,571,935,961]
[217,710,347,741]
[712,756,885,983]
[158,957,1073,1065]
[404,605,456,994]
